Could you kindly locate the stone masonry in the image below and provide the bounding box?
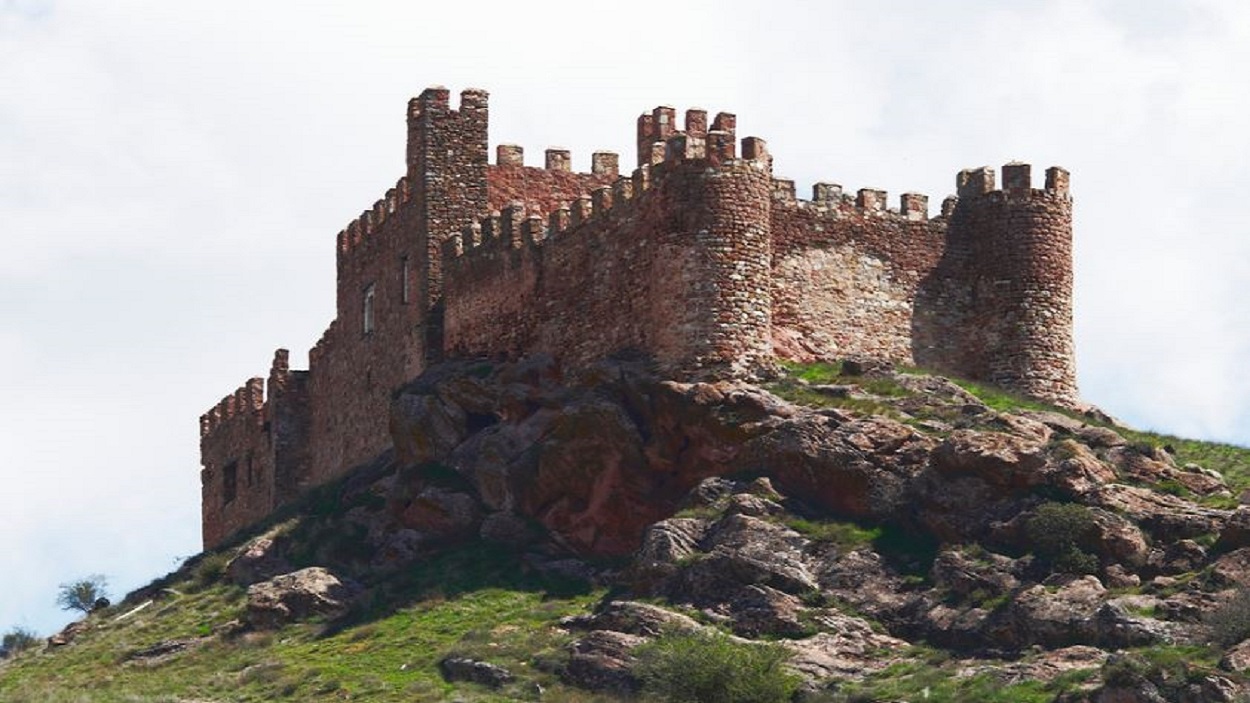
[197,86,1077,549]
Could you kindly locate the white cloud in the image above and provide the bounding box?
[2,0,1249,635]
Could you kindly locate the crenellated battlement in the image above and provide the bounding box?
[199,377,265,439]
[955,163,1071,201]
[772,179,935,223]
[335,177,411,256]
[199,83,1081,550]
[447,128,776,271]
[492,144,621,178]
[636,106,738,167]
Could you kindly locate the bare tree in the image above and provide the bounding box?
[56,575,110,614]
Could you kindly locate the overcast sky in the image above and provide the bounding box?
[3,0,1248,636]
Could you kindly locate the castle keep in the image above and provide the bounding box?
[198,86,1077,549]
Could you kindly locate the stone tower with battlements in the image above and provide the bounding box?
[197,86,1077,549]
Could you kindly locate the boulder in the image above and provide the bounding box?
[562,600,701,637]
[1209,548,1250,589]
[960,645,1109,685]
[563,630,644,693]
[636,518,709,566]
[782,614,909,680]
[225,532,292,586]
[439,656,514,688]
[397,487,481,540]
[753,414,934,520]
[47,620,89,647]
[930,429,1049,492]
[694,514,817,594]
[1217,507,1250,552]
[245,567,360,629]
[389,393,467,466]
[998,576,1108,648]
[1090,484,1227,542]
[931,548,1021,599]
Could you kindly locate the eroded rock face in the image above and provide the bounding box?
[245,567,360,629]
[352,357,1250,698]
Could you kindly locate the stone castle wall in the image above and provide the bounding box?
[443,121,774,376]
[769,182,948,365]
[197,86,1078,549]
[198,350,308,547]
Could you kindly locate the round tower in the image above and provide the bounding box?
[649,133,774,377]
[949,163,1077,405]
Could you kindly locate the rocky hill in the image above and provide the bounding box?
[5,356,1250,702]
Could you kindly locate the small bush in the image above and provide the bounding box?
[2,627,40,657]
[191,552,231,589]
[1208,587,1250,647]
[1025,503,1098,574]
[634,629,799,703]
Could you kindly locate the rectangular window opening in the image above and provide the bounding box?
[400,256,410,305]
[223,461,238,505]
[363,283,376,335]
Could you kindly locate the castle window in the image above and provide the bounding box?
[223,461,238,505]
[400,256,410,304]
[363,283,376,335]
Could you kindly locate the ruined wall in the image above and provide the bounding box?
[769,182,947,364]
[199,350,310,549]
[200,377,273,549]
[915,164,1077,404]
[443,110,773,376]
[268,352,311,506]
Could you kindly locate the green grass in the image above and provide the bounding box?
[1119,430,1250,500]
[767,361,913,418]
[0,543,608,703]
[826,651,1096,703]
[784,518,882,551]
[946,372,1250,498]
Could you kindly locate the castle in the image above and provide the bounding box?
[198,86,1077,549]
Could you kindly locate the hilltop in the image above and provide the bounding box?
[5,356,1250,702]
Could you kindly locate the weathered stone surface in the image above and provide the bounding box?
[561,600,701,637]
[636,518,709,566]
[959,645,1109,684]
[245,567,360,629]
[439,656,515,688]
[563,630,644,693]
[751,414,935,520]
[225,532,292,587]
[1089,484,1228,542]
[397,487,481,540]
[1209,548,1250,588]
[782,615,909,680]
[930,429,1049,492]
[47,620,90,647]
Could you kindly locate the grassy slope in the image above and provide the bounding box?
[0,545,612,703]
